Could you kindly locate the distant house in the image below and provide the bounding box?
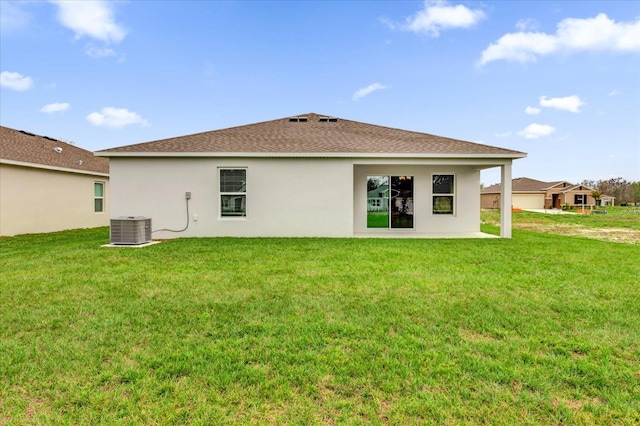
[599,195,615,207]
[0,126,110,236]
[367,182,389,212]
[481,177,614,209]
[97,113,526,238]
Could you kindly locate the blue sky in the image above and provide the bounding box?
[2,0,639,185]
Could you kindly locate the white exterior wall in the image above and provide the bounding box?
[353,164,480,234]
[0,164,109,236]
[109,157,354,238]
[109,157,498,238]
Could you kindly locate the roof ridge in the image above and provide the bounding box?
[96,113,527,158]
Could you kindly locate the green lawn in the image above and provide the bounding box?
[367,211,389,228]
[484,206,640,231]
[1,226,639,424]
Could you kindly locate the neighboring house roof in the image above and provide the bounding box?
[482,177,549,194]
[482,177,611,198]
[0,126,109,175]
[367,184,389,198]
[97,113,526,158]
[542,181,572,190]
[559,184,595,193]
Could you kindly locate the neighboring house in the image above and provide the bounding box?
[0,126,110,236]
[96,113,526,238]
[599,195,615,207]
[367,182,389,213]
[481,177,612,209]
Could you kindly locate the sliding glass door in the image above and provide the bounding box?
[367,175,413,229]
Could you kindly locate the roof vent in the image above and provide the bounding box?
[319,117,338,122]
[288,116,308,122]
[43,136,58,142]
[19,130,36,137]
[76,160,83,165]
[53,147,63,153]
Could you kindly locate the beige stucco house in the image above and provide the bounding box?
[0,126,110,236]
[97,113,526,239]
[481,177,610,210]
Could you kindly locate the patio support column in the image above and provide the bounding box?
[500,163,512,238]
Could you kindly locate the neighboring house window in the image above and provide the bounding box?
[94,182,104,213]
[220,169,246,217]
[433,174,454,215]
[575,194,587,204]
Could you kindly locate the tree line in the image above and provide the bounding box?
[579,177,640,206]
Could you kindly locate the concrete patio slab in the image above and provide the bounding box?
[101,241,163,248]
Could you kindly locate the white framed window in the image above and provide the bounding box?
[432,174,454,215]
[94,182,105,213]
[220,169,246,217]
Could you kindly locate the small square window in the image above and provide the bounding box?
[433,196,454,214]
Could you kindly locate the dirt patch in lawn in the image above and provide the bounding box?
[514,223,640,244]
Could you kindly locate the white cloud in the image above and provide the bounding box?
[539,95,584,113]
[515,18,539,32]
[479,13,640,65]
[379,17,396,31]
[404,0,485,37]
[50,0,126,43]
[85,44,117,58]
[518,123,556,139]
[352,83,387,101]
[40,102,70,113]
[86,107,148,128]
[525,106,541,115]
[0,71,33,91]
[608,89,621,97]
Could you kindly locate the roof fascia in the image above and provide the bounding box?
[0,159,109,177]
[96,151,527,160]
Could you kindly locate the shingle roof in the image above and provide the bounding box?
[482,177,550,193]
[0,126,109,174]
[98,113,526,157]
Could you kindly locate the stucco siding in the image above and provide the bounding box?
[109,157,354,238]
[481,193,500,209]
[0,164,109,236]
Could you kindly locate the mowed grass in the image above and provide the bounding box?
[484,206,640,231]
[367,212,389,228]
[1,226,639,424]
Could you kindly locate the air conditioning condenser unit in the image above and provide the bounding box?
[110,216,152,245]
